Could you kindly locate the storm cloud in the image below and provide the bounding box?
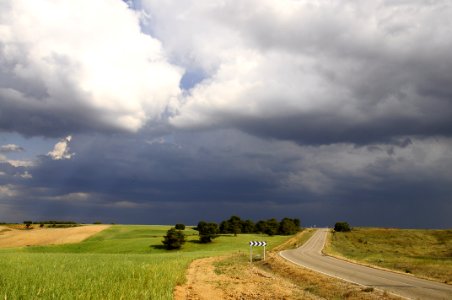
[142,0,452,144]
[1,131,450,227]
[0,0,451,227]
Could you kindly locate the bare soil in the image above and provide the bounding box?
[0,225,110,248]
[174,255,314,300]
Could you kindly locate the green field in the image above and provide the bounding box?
[325,227,452,284]
[0,225,291,299]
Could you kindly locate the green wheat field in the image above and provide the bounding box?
[0,225,289,299]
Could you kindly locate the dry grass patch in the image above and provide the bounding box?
[0,225,110,248]
[325,228,452,284]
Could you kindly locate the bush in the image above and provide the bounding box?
[162,228,185,250]
[23,221,33,229]
[334,222,351,232]
[175,224,185,230]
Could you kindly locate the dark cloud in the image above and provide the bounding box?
[234,112,452,145]
[0,131,450,228]
[140,0,452,144]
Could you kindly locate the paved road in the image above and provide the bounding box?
[280,229,452,300]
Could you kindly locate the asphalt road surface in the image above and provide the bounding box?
[280,229,452,300]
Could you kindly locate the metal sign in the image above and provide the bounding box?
[249,241,267,262]
[249,241,267,247]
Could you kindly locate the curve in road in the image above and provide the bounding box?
[280,229,452,300]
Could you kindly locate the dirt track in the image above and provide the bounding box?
[174,255,312,300]
[0,225,110,248]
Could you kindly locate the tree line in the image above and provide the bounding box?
[219,215,300,236]
[162,215,301,250]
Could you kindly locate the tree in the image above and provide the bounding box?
[220,216,242,236]
[264,218,279,236]
[162,228,185,250]
[229,216,242,236]
[278,218,300,235]
[219,220,230,234]
[255,220,268,234]
[175,223,185,230]
[334,222,351,232]
[241,219,255,233]
[195,221,219,243]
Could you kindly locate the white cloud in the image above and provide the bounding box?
[49,192,91,202]
[0,144,24,153]
[19,171,32,179]
[0,153,34,167]
[7,159,35,167]
[0,0,182,135]
[0,184,18,197]
[47,135,74,160]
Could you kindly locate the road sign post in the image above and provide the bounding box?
[249,241,267,262]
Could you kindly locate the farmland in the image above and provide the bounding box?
[324,227,452,284]
[0,225,290,299]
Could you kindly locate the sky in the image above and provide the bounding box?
[0,0,451,228]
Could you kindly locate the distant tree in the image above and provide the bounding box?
[334,222,351,232]
[195,221,219,243]
[23,221,33,229]
[219,216,242,236]
[162,228,186,250]
[241,219,255,233]
[219,220,229,233]
[230,216,243,236]
[264,218,280,236]
[278,218,300,235]
[175,223,185,230]
[255,220,268,234]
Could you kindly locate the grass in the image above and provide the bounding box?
[0,252,192,299]
[0,225,292,299]
[324,227,452,284]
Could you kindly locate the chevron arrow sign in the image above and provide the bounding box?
[249,241,267,247]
